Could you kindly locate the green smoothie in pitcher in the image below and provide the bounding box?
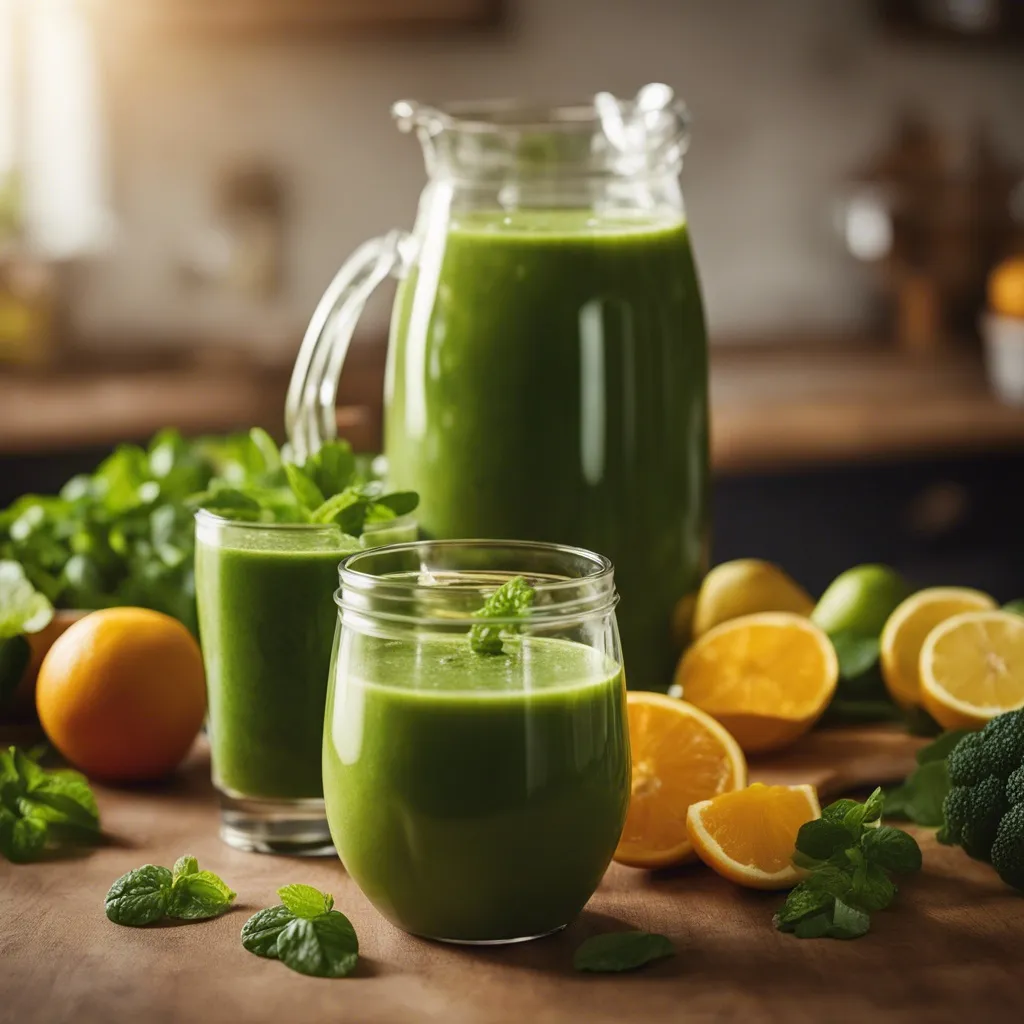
[385,210,708,690]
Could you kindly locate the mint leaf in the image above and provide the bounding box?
[284,464,325,512]
[172,855,199,882]
[374,492,418,517]
[849,862,896,912]
[192,488,263,518]
[278,883,333,920]
[861,787,885,823]
[276,911,359,979]
[241,905,296,959]
[105,865,173,926]
[830,632,881,680]
[0,807,47,863]
[794,819,854,862]
[0,560,54,638]
[303,441,356,499]
[774,883,833,928]
[167,869,236,921]
[19,772,100,833]
[309,488,364,530]
[573,931,674,973]
[469,576,536,655]
[793,912,833,939]
[248,428,282,474]
[829,899,871,939]
[1003,599,1024,617]
[860,826,922,874]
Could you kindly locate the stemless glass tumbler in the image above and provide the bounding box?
[324,539,631,944]
[194,510,416,855]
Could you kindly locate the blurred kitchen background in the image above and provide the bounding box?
[1,0,1023,596]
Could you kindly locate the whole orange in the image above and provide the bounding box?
[36,607,206,782]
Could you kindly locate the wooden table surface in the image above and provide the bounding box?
[2,736,1022,1024]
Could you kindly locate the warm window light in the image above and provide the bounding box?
[0,0,111,257]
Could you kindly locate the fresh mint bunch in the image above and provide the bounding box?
[469,576,536,655]
[241,884,358,979]
[105,855,236,926]
[0,746,101,863]
[193,430,418,537]
[573,931,674,973]
[774,788,922,940]
[884,730,969,826]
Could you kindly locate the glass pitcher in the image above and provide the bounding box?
[287,84,709,690]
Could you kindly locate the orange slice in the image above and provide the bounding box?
[614,693,747,869]
[686,783,821,889]
[880,587,997,709]
[920,610,1024,730]
[674,612,839,755]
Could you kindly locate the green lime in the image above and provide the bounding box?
[811,565,911,637]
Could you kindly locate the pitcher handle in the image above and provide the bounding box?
[285,229,414,463]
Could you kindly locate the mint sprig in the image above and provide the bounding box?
[241,884,358,979]
[0,746,101,863]
[469,576,536,655]
[574,931,674,973]
[105,856,236,927]
[0,561,54,706]
[774,788,922,940]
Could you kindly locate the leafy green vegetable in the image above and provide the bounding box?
[106,856,235,926]
[774,788,921,940]
[469,576,536,655]
[278,883,334,919]
[0,560,53,638]
[0,429,418,638]
[105,865,173,926]
[884,730,969,826]
[573,931,674,973]
[0,746,100,862]
[241,885,358,978]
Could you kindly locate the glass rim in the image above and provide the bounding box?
[194,508,417,534]
[336,538,617,628]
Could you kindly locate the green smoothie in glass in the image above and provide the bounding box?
[195,508,416,855]
[385,210,708,691]
[324,539,630,943]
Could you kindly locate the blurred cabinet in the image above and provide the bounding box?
[713,453,1024,601]
[86,0,502,35]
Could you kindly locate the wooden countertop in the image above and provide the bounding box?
[2,732,1021,1024]
[3,343,1024,471]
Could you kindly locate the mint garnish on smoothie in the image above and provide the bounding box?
[469,575,536,655]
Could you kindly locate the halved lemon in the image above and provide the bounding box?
[880,587,997,709]
[920,610,1024,730]
[614,693,747,869]
[674,612,839,755]
[692,559,814,639]
[686,783,821,889]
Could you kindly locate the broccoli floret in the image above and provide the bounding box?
[991,803,1024,892]
[940,712,1024,867]
[947,713,1024,785]
[1007,766,1024,808]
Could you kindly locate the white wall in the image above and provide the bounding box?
[74,0,1024,351]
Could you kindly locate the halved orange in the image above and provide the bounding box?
[920,610,1024,730]
[880,587,997,709]
[686,783,821,889]
[614,693,747,869]
[674,612,839,755]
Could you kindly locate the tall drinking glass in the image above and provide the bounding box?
[324,539,630,943]
[195,510,416,855]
